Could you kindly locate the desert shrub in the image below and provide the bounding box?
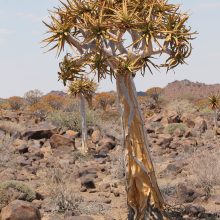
[28,101,53,119]
[24,89,43,105]
[0,180,37,210]
[8,96,25,110]
[62,97,79,112]
[0,100,10,110]
[41,94,66,110]
[165,123,186,135]
[146,87,163,105]
[0,134,12,166]
[0,121,25,134]
[200,107,213,117]
[167,99,196,117]
[94,92,116,111]
[45,164,83,213]
[189,150,220,195]
[96,110,122,140]
[47,110,96,132]
[195,98,209,111]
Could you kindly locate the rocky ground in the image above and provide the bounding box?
[0,100,220,220]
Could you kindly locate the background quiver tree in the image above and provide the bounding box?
[208,94,219,135]
[43,0,195,218]
[68,78,97,154]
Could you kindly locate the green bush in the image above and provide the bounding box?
[47,110,96,132]
[165,123,186,135]
[0,180,37,210]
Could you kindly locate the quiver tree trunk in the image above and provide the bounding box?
[116,74,166,220]
[214,109,218,134]
[79,93,88,154]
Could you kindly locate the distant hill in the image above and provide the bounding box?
[162,79,220,100]
[45,91,67,97]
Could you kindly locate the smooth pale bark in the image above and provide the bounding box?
[79,93,88,154]
[116,74,167,220]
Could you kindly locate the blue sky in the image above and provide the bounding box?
[0,0,219,98]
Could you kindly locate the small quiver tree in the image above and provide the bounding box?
[68,77,97,154]
[43,0,195,219]
[208,94,219,135]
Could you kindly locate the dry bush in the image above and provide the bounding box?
[111,148,126,181]
[0,100,10,110]
[0,134,12,167]
[167,99,196,117]
[28,101,53,119]
[96,110,122,141]
[146,87,163,105]
[24,89,43,106]
[94,92,116,111]
[189,150,220,195]
[45,164,82,214]
[165,123,186,135]
[8,96,25,110]
[0,121,25,134]
[47,110,96,132]
[41,94,66,110]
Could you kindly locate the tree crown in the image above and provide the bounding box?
[43,0,195,83]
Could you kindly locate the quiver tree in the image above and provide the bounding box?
[43,0,195,218]
[67,77,97,153]
[208,94,219,134]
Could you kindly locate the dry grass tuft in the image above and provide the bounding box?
[0,121,25,135]
[189,149,220,195]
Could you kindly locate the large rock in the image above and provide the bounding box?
[176,183,199,203]
[166,111,182,124]
[194,117,208,133]
[49,134,76,149]
[181,114,195,128]
[1,200,41,220]
[157,134,173,148]
[91,130,102,144]
[0,180,37,210]
[22,124,57,140]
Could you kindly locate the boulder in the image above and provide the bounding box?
[91,130,102,144]
[81,177,96,189]
[65,130,80,139]
[1,200,41,220]
[49,134,76,149]
[0,180,37,210]
[22,124,57,140]
[194,117,208,133]
[166,111,182,124]
[157,134,173,148]
[98,137,116,151]
[176,183,198,203]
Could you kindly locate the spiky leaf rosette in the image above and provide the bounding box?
[208,94,219,110]
[68,78,97,103]
[43,0,195,79]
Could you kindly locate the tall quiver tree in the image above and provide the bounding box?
[43,0,195,218]
[67,77,97,154]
